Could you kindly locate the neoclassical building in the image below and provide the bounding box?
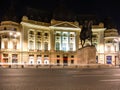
[0,15,119,66]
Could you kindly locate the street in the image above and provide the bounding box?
[0,68,120,90]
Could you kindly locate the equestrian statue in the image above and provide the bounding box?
[80,20,93,48]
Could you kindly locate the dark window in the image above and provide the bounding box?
[4,27,7,30]
[57,55,60,58]
[29,31,34,34]
[37,32,41,35]
[71,55,74,58]
[57,59,60,63]
[71,60,74,64]
[44,33,48,36]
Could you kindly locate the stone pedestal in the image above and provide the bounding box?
[77,46,96,64]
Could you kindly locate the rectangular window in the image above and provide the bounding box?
[4,41,8,49]
[56,42,60,50]
[70,43,73,51]
[44,42,48,51]
[71,55,74,58]
[13,41,17,49]
[36,41,41,50]
[57,59,60,66]
[29,41,34,50]
[71,60,74,64]
[62,43,66,51]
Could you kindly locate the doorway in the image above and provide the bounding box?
[63,55,68,66]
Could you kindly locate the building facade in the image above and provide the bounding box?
[0,16,119,66]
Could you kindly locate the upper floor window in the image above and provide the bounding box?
[4,27,7,30]
[29,31,34,34]
[37,32,41,35]
[36,41,41,50]
[13,41,17,49]
[44,42,48,51]
[29,41,34,50]
[44,33,48,36]
[56,42,60,50]
[4,41,8,49]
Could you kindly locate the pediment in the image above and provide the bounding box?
[52,22,79,28]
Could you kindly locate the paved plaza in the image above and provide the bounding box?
[0,68,120,90]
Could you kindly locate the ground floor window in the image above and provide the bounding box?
[12,54,18,63]
[37,60,42,64]
[57,59,60,65]
[37,55,42,64]
[44,60,49,65]
[2,54,8,63]
[71,60,74,64]
[29,55,34,64]
[96,56,98,63]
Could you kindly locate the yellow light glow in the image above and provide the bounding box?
[9,32,13,35]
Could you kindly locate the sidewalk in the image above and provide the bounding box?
[0,64,119,69]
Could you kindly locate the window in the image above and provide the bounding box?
[57,55,60,58]
[4,27,7,30]
[56,42,60,50]
[29,55,34,64]
[13,41,17,49]
[4,41,8,49]
[57,59,60,65]
[29,41,34,50]
[37,32,41,35]
[12,54,18,63]
[71,55,74,58]
[37,32,41,38]
[62,43,66,51]
[71,60,74,64]
[107,46,111,52]
[29,31,34,34]
[44,42,48,51]
[70,43,73,51]
[44,33,48,36]
[36,41,41,50]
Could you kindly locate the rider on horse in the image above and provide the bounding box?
[80,20,93,48]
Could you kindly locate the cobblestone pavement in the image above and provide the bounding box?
[0,68,120,90]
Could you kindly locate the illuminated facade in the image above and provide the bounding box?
[0,16,119,66]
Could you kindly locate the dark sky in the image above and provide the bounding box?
[0,0,120,29]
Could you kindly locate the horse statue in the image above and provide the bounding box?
[80,20,93,48]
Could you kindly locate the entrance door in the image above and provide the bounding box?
[63,56,68,66]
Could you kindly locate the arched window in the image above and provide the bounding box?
[29,31,34,34]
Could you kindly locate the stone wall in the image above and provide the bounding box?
[77,46,96,64]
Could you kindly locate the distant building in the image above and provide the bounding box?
[0,15,119,66]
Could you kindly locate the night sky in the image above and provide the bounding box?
[0,0,120,30]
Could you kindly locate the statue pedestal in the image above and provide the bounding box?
[77,46,96,64]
